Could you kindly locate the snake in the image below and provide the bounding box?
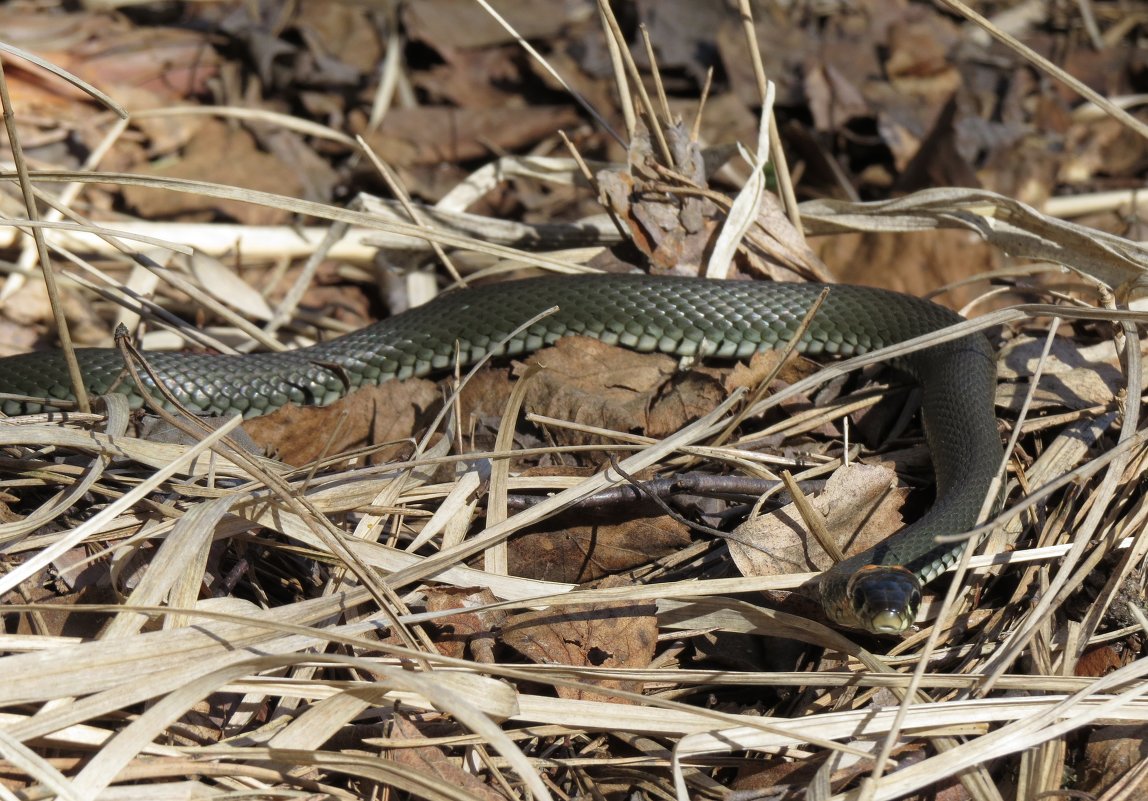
[0,274,1001,634]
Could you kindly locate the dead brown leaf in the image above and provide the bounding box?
[884,17,961,108]
[997,336,1124,411]
[247,335,730,466]
[499,463,687,583]
[646,372,727,439]
[1081,724,1148,798]
[517,338,709,445]
[424,587,504,663]
[359,106,580,168]
[804,63,870,133]
[1074,644,1132,677]
[731,756,824,799]
[716,14,809,109]
[294,3,384,75]
[632,0,729,84]
[122,119,303,224]
[508,505,691,584]
[597,123,721,274]
[14,563,117,640]
[894,97,981,192]
[745,191,837,282]
[721,350,818,394]
[403,0,574,50]
[243,379,441,466]
[727,463,907,579]
[813,228,997,309]
[2,10,220,104]
[500,576,658,703]
[387,717,506,801]
[412,47,523,109]
[599,119,831,281]
[0,280,106,346]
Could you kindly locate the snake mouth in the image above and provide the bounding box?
[846,565,923,634]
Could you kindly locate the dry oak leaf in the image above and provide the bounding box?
[500,576,658,703]
[997,335,1126,411]
[727,463,907,580]
[412,47,525,110]
[2,10,221,104]
[596,125,719,274]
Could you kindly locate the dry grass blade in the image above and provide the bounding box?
[0,42,125,117]
[0,412,245,597]
[69,653,549,801]
[0,60,90,414]
[706,80,777,278]
[2,170,604,275]
[0,726,83,801]
[0,218,194,254]
[800,187,1148,291]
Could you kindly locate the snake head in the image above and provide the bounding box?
[841,565,922,634]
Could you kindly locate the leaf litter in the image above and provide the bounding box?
[0,1,1146,800]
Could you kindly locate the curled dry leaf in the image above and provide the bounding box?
[598,165,718,274]
[726,463,907,579]
[1074,643,1132,678]
[996,335,1124,411]
[721,348,816,394]
[746,190,836,283]
[598,118,829,281]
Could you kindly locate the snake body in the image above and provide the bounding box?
[0,275,1001,633]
